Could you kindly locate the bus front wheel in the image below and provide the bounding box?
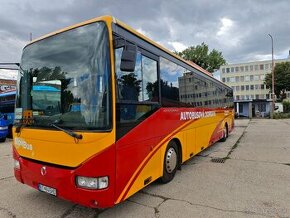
[160,141,179,183]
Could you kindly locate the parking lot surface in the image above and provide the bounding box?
[1,119,290,218]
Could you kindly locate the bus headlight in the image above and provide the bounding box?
[76,176,108,189]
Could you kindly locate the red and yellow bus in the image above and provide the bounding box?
[13,15,234,208]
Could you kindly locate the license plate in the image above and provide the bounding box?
[38,184,57,196]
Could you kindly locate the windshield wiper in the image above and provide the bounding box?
[50,123,83,140]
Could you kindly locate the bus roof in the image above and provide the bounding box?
[27,15,229,89]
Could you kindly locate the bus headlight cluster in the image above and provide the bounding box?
[76,176,108,189]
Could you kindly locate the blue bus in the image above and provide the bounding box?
[0,91,16,141]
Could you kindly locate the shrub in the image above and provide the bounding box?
[273,112,290,119]
[283,101,290,113]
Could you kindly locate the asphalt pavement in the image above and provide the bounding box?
[1,119,290,218]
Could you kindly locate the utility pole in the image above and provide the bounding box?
[268,34,275,118]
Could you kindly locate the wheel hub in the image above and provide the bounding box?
[165,147,177,173]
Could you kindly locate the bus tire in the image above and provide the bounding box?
[220,124,228,142]
[160,141,179,184]
[0,137,6,142]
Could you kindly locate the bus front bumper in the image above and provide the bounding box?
[13,146,116,208]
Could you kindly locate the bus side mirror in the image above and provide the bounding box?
[120,44,137,72]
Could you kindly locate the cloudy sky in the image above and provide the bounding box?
[0,0,290,80]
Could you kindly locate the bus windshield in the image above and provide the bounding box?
[16,21,111,131]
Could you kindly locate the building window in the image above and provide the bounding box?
[235,76,239,82]
[226,78,230,82]
[226,68,230,73]
[229,77,235,82]
[256,94,259,99]
[240,66,244,72]
[255,84,259,90]
[241,85,245,91]
[240,76,244,82]
[222,68,225,73]
[245,76,250,81]
[235,67,239,72]
[250,85,254,90]
[222,78,226,82]
[260,75,265,80]
[236,86,240,91]
[261,84,265,89]
[266,94,270,99]
[250,75,254,81]
[245,66,249,71]
[231,67,234,72]
[246,85,249,90]
[250,65,253,71]
[260,64,264,70]
[255,65,258,71]
[254,75,259,81]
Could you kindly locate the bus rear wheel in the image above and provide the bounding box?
[160,141,179,183]
[220,125,228,142]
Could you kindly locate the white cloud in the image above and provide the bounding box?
[168,41,187,52]
[136,28,152,38]
[217,18,233,36]
[0,0,290,65]
[0,30,26,62]
[216,17,241,47]
[253,54,273,61]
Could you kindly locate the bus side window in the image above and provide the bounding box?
[115,47,158,124]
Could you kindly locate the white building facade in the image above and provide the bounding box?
[220,57,290,118]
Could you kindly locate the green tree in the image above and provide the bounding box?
[264,62,290,101]
[175,42,226,73]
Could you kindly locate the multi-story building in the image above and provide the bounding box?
[220,56,290,118]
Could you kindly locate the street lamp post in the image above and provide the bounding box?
[268,34,275,118]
